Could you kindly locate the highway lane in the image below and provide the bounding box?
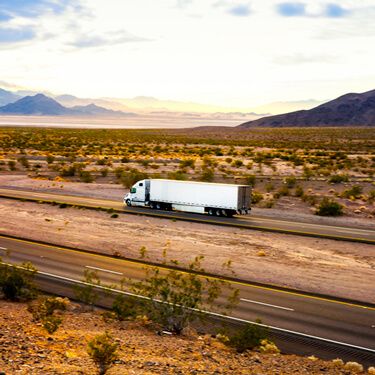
[1,187,374,243]
[1,236,374,352]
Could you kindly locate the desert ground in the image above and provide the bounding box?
[1,194,373,303]
[1,300,366,375]
[1,127,374,218]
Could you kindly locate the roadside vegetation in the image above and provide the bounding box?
[0,127,374,217]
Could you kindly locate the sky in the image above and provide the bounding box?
[0,0,375,112]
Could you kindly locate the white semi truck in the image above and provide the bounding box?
[123,179,251,217]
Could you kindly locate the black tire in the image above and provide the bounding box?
[150,202,155,209]
[126,199,131,207]
[215,209,221,216]
[156,203,162,210]
[208,209,214,216]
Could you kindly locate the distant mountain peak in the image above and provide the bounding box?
[0,93,135,117]
[238,89,375,128]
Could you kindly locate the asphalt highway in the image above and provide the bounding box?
[1,235,374,354]
[1,188,374,243]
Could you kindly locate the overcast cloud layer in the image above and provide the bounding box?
[0,0,374,109]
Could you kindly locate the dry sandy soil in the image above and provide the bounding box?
[0,300,371,374]
[0,195,374,304]
[1,175,374,229]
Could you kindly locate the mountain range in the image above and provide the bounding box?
[0,93,134,117]
[239,89,375,128]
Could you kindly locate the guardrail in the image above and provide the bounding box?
[32,269,375,367]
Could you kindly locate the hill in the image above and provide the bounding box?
[0,88,21,106]
[239,89,375,128]
[0,93,135,116]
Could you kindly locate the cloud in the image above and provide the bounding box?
[0,0,75,20]
[228,4,251,17]
[69,30,150,49]
[276,2,350,18]
[325,4,348,18]
[274,53,337,65]
[175,0,193,8]
[276,2,306,17]
[0,26,36,44]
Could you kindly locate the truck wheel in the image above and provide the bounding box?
[156,203,162,210]
[126,199,131,207]
[215,209,221,216]
[208,209,214,216]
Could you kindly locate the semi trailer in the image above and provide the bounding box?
[123,179,251,217]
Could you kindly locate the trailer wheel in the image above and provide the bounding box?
[215,209,221,216]
[208,209,214,216]
[156,203,162,210]
[150,202,155,209]
[126,199,131,207]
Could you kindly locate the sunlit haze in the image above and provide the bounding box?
[1,0,375,113]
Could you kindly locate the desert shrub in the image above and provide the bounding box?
[8,160,16,171]
[229,321,268,353]
[246,175,256,187]
[60,165,76,177]
[251,191,263,204]
[284,176,297,188]
[179,159,195,169]
[110,213,119,218]
[0,262,37,301]
[28,296,68,334]
[120,169,148,188]
[46,154,55,164]
[302,194,317,206]
[261,199,275,208]
[328,174,349,184]
[343,362,363,372]
[121,156,130,163]
[232,159,243,168]
[112,294,139,321]
[294,185,304,197]
[274,186,289,199]
[168,170,187,180]
[80,170,94,183]
[316,198,343,216]
[265,182,274,192]
[87,332,118,375]
[131,254,239,334]
[74,269,102,308]
[342,185,363,199]
[101,168,108,177]
[200,168,214,182]
[18,156,30,169]
[368,190,375,203]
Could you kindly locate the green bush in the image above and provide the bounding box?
[342,185,363,199]
[229,321,268,353]
[294,186,304,197]
[131,254,239,334]
[120,169,148,188]
[87,332,118,375]
[246,175,256,187]
[0,262,37,301]
[80,170,94,183]
[200,168,214,182]
[251,191,263,204]
[284,176,297,188]
[8,160,16,171]
[316,198,344,216]
[329,174,349,184]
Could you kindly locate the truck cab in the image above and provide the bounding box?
[124,179,150,206]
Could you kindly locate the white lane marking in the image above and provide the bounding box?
[240,298,294,311]
[0,247,7,250]
[85,265,123,276]
[2,262,374,355]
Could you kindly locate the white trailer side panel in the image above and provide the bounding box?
[149,179,248,210]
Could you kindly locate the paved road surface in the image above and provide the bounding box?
[1,235,374,354]
[1,188,374,243]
